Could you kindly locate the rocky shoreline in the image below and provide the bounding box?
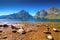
[0,22,60,40]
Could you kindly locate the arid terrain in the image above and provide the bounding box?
[0,22,60,40]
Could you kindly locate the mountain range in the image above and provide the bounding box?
[35,7,60,19]
[0,7,60,21]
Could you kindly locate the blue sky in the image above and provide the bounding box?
[0,0,60,16]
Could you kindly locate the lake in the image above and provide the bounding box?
[0,19,60,23]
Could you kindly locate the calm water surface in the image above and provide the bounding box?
[0,19,60,23]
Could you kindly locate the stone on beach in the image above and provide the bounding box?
[47,35,54,40]
[3,24,9,27]
[43,30,51,34]
[17,28,25,34]
[11,25,17,29]
[12,29,17,33]
[53,28,60,32]
[0,25,3,27]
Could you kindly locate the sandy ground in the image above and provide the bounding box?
[0,22,60,40]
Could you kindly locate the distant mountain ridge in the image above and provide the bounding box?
[45,7,60,19]
[34,7,60,19]
[34,10,48,19]
[0,7,60,20]
[0,10,34,21]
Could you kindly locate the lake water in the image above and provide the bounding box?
[0,19,60,23]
